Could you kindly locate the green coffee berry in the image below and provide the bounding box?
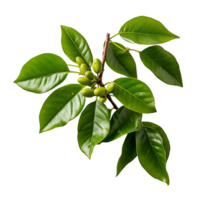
[81,88,94,98]
[99,96,107,103]
[92,58,102,73]
[76,57,86,66]
[106,82,116,93]
[78,77,92,86]
[85,71,95,80]
[94,87,106,96]
[80,63,89,75]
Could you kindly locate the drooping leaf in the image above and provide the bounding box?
[61,26,93,66]
[142,122,170,161]
[106,42,137,78]
[78,100,110,159]
[140,45,183,87]
[102,106,142,142]
[108,108,113,119]
[39,84,85,133]
[14,53,69,93]
[119,16,179,45]
[136,126,170,185]
[116,132,137,176]
[113,77,156,113]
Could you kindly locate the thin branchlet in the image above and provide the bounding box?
[97,33,118,110]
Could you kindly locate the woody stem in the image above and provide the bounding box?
[97,32,119,110]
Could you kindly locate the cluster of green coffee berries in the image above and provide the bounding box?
[76,57,115,103]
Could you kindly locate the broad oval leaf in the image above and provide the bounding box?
[142,122,170,161]
[106,42,137,78]
[39,84,85,133]
[113,77,156,113]
[61,26,93,66]
[119,16,179,45]
[140,45,183,87]
[78,100,110,159]
[116,132,137,176]
[102,106,142,142]
[14,53,69,93]
[136,126,170,185]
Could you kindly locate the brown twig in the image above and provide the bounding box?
[97,33,118,110]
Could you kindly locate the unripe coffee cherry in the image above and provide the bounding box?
[106,82,116,93]
[80,64,89,75]
[76,57,86,66]
[85,71,95,80]
[81,88,94,98]
[92,58,102,73]
[94,87,106,96]
[78,77,92,86]
[99,96,107,103]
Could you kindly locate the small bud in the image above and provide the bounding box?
[85,71,96,80]
[99,96,107,103]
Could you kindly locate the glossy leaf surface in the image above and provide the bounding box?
[106,42,137,78]
[136,126,170,185]
[140,45,183,87]
[61,26,93,66]
[113,78,156,113]
[78,100,110,159]
[39,84,85,133]
[143,122,170,160]
[119,16,179,44]
[14,53,69,93]
[103,106,142,142]
[116,132,137,176]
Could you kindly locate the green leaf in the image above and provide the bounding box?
[78,100,110,159]
[108,108,113,119]
[136,126,170,185]
[116,132,137,176]
[61,26,93,66]
[119,16,179,45]
[142,122,170,161]
[106,42,137,78]
[102,106,142,142]
[140,45,183,87]
[14,53,69,93]
[39,84,85,133]
[113,77,156,113]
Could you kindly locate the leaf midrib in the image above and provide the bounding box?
[117,84,152,111]
[142,125,165,175]
[16,71,70,82]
